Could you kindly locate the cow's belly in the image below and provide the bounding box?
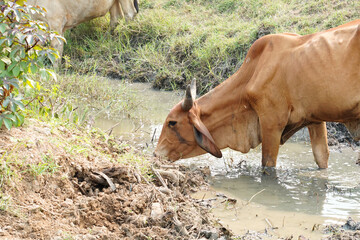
[292,97,360,123]
[64,0,114,27]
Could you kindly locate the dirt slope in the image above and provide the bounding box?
[0,119,228,239]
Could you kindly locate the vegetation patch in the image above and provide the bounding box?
[63,0,359,93]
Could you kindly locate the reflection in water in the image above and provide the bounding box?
[94,80,360,227]
[182,143,360,220]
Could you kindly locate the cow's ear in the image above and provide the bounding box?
[189,113,222,158]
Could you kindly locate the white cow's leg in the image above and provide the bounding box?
[47,20,65,67]
[109,1,123,29]
[308,122,329,169]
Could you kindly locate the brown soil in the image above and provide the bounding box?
[0,119,229,240]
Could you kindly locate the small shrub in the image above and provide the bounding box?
[0,0,64,129]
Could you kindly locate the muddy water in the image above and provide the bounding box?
[94,82,182,146]
[188,143,360,238]
[95,81,360,238]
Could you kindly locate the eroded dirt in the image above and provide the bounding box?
[0,119,228,239]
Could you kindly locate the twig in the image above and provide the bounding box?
[156,169,180,186]
[160,164,179,170]
[105,122,122,133]
[24,94,39,107]
[246,189,265,205]
[173,215,189,236]
[151,166,168,189]
[265,218,273,228]
[282,216,285,227]
[151,128,157,143]
[72,180,86,195]
[96,171,116,192]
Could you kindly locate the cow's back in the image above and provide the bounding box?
[286,20,360,122]
[245,20,360,122]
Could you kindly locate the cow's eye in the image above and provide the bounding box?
[168,121,177,127]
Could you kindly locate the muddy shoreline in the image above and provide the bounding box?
[0,119,229,240]
[1,118,360,239]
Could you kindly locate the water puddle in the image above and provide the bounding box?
[93,81,182,146]
[192,190,330,239]
[94,80,360,238]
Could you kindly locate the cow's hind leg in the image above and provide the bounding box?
[344,120,360,141]
[308,122,329,169]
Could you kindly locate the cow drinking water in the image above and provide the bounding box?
[154,19,360,169]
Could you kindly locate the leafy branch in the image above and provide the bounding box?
[0,0,65,129]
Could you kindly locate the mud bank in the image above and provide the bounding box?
[1,118,359,240]
[0,119,228,240]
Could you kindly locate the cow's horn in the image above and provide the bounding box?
[182,85,193,111]
[182,79,196,111]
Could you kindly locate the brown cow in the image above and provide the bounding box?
[154,19,360,169]
[27,0,139,58]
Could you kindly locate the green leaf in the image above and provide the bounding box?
[30,63,38,73]
[10,47,19,60]
[15,113,25,126]
[47,53,56,64]
[17,0,26,7]
[25,78,34,88]
[16,100,25,111]
[3,97,10,107]
[1,57,11,65]
[12,65,20,77]
[0,38,7,46]
[0,61,4,71]
[46,69,57,81]
[7,62,16,72]
[3,118,12,130]
[20,61,28,72]
[0,23,7,34]
[6,114,16,122]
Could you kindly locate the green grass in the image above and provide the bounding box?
[23,72,141,128]
[62,0,360,93]
[27,154,60,177]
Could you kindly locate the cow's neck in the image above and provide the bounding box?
[196,68,261,153]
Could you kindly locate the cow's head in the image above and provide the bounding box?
[119,0,139,20]
[154,80,222,161]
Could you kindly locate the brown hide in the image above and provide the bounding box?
[154,19,360,169]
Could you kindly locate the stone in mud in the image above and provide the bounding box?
[150,202,164,220]
[326,122,360,146]
[201,229,220,239]
[344,217,360,230]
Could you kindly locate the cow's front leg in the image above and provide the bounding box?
[308,122,329,169]
[260,120,284,167]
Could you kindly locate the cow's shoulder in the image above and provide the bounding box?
[247,33,303,61]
